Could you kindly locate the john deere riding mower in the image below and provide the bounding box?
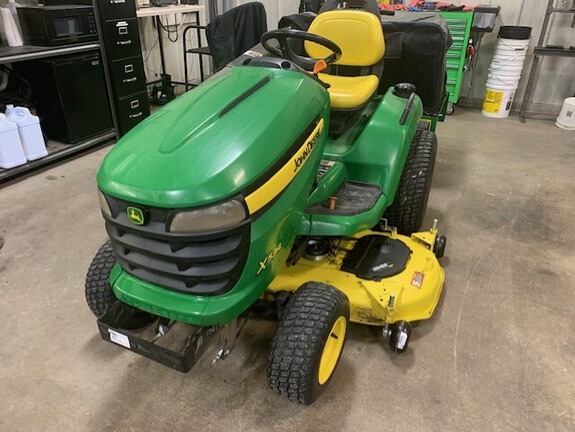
[86,0,447,404]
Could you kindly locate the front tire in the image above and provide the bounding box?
[85,240,118,318]
[267,282,349,404]
[383,128,438,235]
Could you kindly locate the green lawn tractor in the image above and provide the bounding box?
[86,0,447,405]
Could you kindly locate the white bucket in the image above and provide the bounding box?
[494,46,528,56]
[489,63,524,72]
[490,59,524,68]
[488,60,524,87]
[495,41,529,52]
[492,54,527,64]
[482,81,518,118]
[495,43,528,51]
[486,79,519,91]
[498,37,530,49]
[489,68,523,77]
[556,97,575,130]
[488,67,523,75]
[487,74,522,86]
[495,46,529,56]
[484,35,529,118]
[488,72,522,82]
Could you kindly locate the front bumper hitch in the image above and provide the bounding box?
[97,301,220,373]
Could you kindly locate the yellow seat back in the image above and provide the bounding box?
[305,10,385,67]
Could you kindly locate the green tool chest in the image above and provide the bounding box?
[435,11,473,104]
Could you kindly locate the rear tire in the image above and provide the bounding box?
[85,240,118,318]
[383,128,437,235]
[267,282,349,404]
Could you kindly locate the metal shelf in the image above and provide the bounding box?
[0,0,119,183]
[0,130,115,184]
[0,43,101,65]
[534,47,575,57]
[550,8,575,13]
[519,0,575,122]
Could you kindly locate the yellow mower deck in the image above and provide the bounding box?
[269,229,445,326]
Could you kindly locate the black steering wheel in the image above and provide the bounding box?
[261,29,342,72]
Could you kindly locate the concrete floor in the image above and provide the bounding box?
[0,108,574,432]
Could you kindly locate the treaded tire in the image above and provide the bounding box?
[85,240,118,318]
[267,282,350,404]
[383,128,438,235]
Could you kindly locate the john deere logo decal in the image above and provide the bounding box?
[127,206,144,225]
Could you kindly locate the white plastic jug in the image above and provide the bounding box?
[6,107,48,161]
[0,113,27,169]
[0,6,23,47]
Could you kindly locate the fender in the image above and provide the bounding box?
[305,87,423,236]
[327,87,423,202]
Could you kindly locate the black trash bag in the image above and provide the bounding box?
[206,2,268,72]
[299,0,325,13]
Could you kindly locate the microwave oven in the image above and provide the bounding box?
[17,6,98,47]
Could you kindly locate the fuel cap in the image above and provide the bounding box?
[393,83,417,99]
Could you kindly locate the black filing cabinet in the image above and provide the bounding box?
[117,91,149,133]
[103,19,142,59]
[110,56,147,96]
[96,0,149,136]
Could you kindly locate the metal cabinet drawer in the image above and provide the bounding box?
[449,30,467,38]
[98,0,137,21]
[447,69,460,82]
[449,45,464,55]
[446,19,468,26]
[111,56,146,98]
[446,58,461,67]
[117,91,150,136]
[103,18,141,60]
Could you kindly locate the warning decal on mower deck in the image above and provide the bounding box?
[411,272,425,289]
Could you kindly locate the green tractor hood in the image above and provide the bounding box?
[97,66,329,208]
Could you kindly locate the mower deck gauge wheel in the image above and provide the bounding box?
[434,235,447,258]
[389,321,412,354]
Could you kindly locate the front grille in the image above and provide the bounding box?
[103,194,250,296]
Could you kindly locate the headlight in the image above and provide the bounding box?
[97,189,112,218]
[169,200,246,233]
